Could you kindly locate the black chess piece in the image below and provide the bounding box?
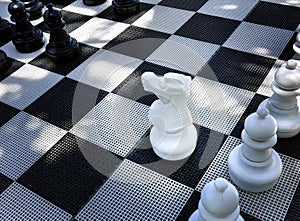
[0,50,11,71]
[21,0,44,21]
[112,0,139,16]
[83,0,106,6]
[8,0,44,53]
[43,4,78,61]
[0,16,12,43]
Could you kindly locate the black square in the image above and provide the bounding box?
[29,43,98,76]
[37,10,92,34]
[274,134,300,160]
[245,2,300,31]
[0,58,25,82]
[103,26,170,59]
[0,173,13,194]
[159,0,207,11]
[0,102,20,127]
[175,13,240,45]
[41,0,76,9]
[231,94,268,139]
[18,133,123,215]
[127,126,227,188]
[279,32,298,61]
[176,190,200,221]
[198,47,276,91]
[97,3,153,24]
[112,61,192,106]
[25,78,108,130]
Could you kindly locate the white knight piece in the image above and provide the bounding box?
[141,72,197,161]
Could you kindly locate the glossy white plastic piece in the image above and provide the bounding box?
[228,108,282,192]
[259,60,300,138]
[189,178,244,221]
[141,71,197,161]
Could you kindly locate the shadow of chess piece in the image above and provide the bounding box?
[8,0,44,53]
[112,0,139,16]
[83,0,106,6]
[21,0,44,20]
[0,50,11,71]
[0,16,12,44]
[43,4,78,61]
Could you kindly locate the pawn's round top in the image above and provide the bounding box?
[245,108,277,141]
[200,178,239,216]
[43,3,64,28]
[275,59,300,90]
[8,0,26,18]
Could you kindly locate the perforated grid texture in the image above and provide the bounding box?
[224,22,294,58]
[187,76,254,135]
[146,35,219,76]
[71,93,151,157]
[0,64,63,110]
[0,112,66,180]
[198,0,259,21]
[0,182,72,219]
[76,160,194,220]
[68,49,143,92]
[196,136,300,221]
[63,0,110,16]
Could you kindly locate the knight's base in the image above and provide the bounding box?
[150,125,197,161]
[259,99,300,138]
[228,145,282,193]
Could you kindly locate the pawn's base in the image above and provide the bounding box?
[0,19,12,43]
[0,50,11,71]
[150,125,197,161]
[46,37,79,61]
[13,29,45,53]
[83,0,106,6]
[26,2,44,21]
[259,99,300,138]
[112,0,139,16]
[228,144,282,192]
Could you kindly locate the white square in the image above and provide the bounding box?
[0,33,49,63]
[140,0,161,4]
[198,0,259,20]
[196,136,300,221]
[0,0,12,21]
[70,93,151,157]
[188,77,255,135]
[68,49,143,92]
[223,22,294,58]
[261,0,300,7]
[147,35,219,76]
[70,17,129,49]
[0,183,72,219]
[76,160,193,220]
[0,112,67,180]
[0,64,63,110]
[133,5,195,34]
[63,0,111,16]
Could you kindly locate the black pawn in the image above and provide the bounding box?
[43,4,78,61]
[0,16,12,43]
[83,0,106,6]
[0,50,11,71]
[8,0,44,53]
[112,0,139,16]
[21,0,44,20]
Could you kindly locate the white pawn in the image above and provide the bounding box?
[189,178,244,221]
[259,60,300,138]
[141,71,197,161]
[228,108,282,192]
[293,32,300,60]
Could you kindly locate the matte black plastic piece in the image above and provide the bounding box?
[43,4,79,61]
[0,16,12,43]
[8,0,44,53]
[0,50,11,71]
[112,0,140,16]
[21,0,44,20]
[83,0,106,6]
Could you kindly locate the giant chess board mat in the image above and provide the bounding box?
[0,0,300,220]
